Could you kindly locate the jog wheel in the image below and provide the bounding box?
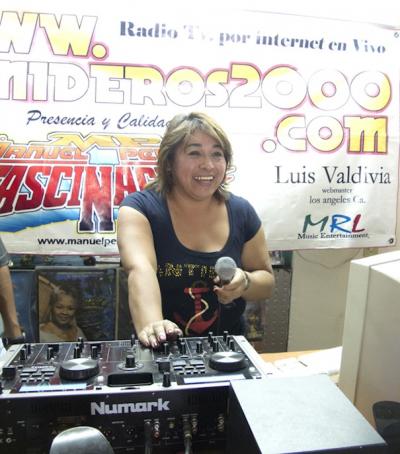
[209,351,247,372]
[59,358,99,380]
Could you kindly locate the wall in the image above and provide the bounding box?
[252,0,400,351]
[288,188,399,350]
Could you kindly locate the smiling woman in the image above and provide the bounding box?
[117,112,275,347]
[168,130,227,203]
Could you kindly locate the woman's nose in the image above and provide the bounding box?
[199,154,214,169]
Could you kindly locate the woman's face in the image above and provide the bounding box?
[52,294,76,328]
[171,130,227,201]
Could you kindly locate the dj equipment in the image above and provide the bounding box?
[0,334,267,453]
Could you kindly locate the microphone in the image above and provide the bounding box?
[215,256,237,285]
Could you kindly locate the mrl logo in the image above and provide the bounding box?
[90,398,170,415]
[300,213,365,237]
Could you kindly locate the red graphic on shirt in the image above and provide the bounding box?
[174,281,218,335]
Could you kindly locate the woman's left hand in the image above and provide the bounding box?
[213,268,249,304]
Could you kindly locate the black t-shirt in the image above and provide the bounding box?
[120,189,261,336]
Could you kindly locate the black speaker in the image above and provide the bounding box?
[373,401,400,453]
[226,375,387,453]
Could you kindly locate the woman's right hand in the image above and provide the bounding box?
[138,319,183,348]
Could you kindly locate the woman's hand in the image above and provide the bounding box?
[213,268,250,304]
[138,319,183,348]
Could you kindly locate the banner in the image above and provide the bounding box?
[0,2,398,254]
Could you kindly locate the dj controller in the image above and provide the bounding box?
[0,333,268,453]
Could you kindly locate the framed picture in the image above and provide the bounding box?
[9,269,38,342]
[116,267,135,339]
[244,301,265,343]
[36,266,118,342]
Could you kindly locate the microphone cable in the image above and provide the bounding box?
[144,420,153,454]
[183,416,193,454]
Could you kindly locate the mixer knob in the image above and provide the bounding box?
[207,331,214,343]
[212,341,219,352]
[91,345,99,359]
[77,337,84,348]
[229,339,235,351]
[130,334,136,346]
[196,341,203,354]
[46,346,54,360]
[59,358,99,380]
[73,346,81,359]
[125,354,136,368]
[90,342,102,353]
[209,351,246,372]
[19,348,27,361]
[223,331,229,342]
[25,343,32,355]
[162,371,171,388]
[158,359,171,373]
[163,342,170,355]
[179,342,187,355]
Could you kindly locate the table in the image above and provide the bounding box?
[261,350,315,362]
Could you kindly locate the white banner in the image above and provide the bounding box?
[0,2,398,254]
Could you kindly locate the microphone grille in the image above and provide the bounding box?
[215,256,237,282]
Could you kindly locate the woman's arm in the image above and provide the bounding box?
[117,206,181,347]
[240,226,275,300]
[0,265,22,338]
[214,226,275,303]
